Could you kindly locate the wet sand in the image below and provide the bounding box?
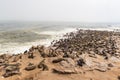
[0,29,120,80]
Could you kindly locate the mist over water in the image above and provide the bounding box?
[0,21,120,54]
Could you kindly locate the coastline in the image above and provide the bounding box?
[1,21,120,55]
[0,27,118,55]
[0,27,77,54]
[0,29,120,80]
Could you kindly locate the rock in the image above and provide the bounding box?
[85,58,93,67]
[60,61,69,68]
[65,58,76,67]
[94,68,107,72]
[110,56,120,62]
[25,63,36,71]
[59,58,75,68]
[53,67,78,74]
[53,68,77,74]
[94,62,108,72]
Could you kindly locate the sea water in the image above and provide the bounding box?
[0,21,120,54]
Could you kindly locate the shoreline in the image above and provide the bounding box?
[0,27,76,54]
[0,29,120,80]
[0,28,119,55]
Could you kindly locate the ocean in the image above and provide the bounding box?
[0,21,120,54]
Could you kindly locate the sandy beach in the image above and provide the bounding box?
[0,29,120,80]
[1,0,120,80]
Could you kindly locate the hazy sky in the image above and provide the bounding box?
[0,0,120,22]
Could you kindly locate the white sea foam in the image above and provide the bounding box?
[0,39,53,54]
[0,28,75,54]
[77,26,120,32]
[34,28,76,36]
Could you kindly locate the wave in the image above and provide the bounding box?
[0,28,76,54]
[34,28,76,36]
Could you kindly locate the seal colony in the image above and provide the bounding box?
[0,29,120,80]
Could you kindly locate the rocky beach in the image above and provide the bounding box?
[0,29,120,80]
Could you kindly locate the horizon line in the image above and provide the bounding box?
[0,20,120,24]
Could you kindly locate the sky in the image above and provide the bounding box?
[0,0,120,22]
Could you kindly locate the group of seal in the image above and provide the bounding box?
[0,29,120,79]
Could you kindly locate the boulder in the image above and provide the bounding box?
[53,68,77,74]
[94,62,108,72]
[60,58,75,68]
[65,58,76,67]
[94,68,107,72]
[52,58,78,74]
[52,58,77,75]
